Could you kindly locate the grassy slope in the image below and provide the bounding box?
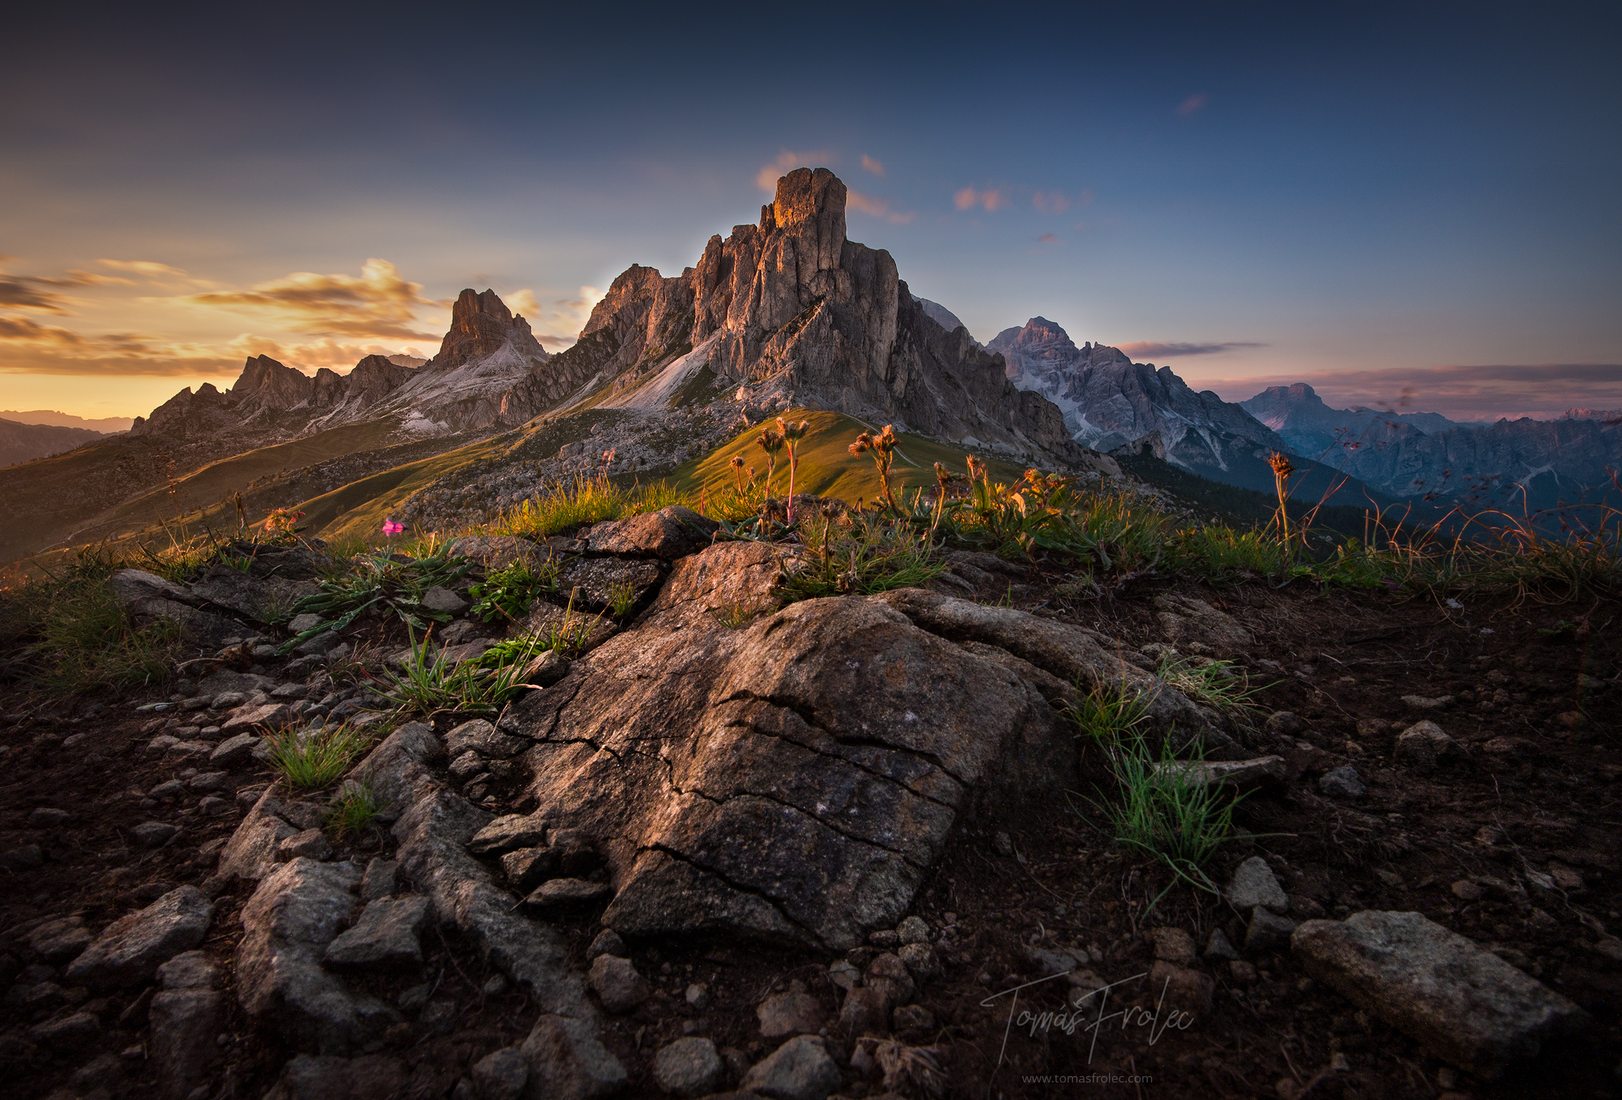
[301,434,510,544]
[669,409,1026,506]
[84,420,403,540]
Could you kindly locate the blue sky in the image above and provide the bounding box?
[3,1,1619,419]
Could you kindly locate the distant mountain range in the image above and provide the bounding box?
[0,166,1615,563]
[1243,382,1621,513]
[0,418,106,468]
[0,409,132,433]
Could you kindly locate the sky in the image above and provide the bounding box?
[3,1,1620,422]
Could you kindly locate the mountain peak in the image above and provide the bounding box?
[766,167,846,233]
[430,287,548,371]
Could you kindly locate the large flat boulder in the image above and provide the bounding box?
[506,541,1207,950]
[1292,910,1586,1073]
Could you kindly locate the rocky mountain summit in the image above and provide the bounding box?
[509,169,1079,462]
[129,354,420,441]
[988,317,1290,489]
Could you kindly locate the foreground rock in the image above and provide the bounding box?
[506,542,1212,949]
[64,886,213,989]
[1292,910,1586,1073]
[235,858,395,1053]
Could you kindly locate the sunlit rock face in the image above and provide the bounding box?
[430,288,549,372]
[521,167,1080,460]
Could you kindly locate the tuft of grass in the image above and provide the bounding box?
[377,628,537,717]
[327,781,384,839]
[1069,681,1237,895]
[485,476,682,539]
[1155,655,1264,716]
[779,511,944,601]
[265,724,371,789]
[1091,732,1239,894]
[711,600,765,629]
[1066,680,1153,742]
[1,551,180,696]
[606,580,637,620]
[469,558,559,623]
[1170,526,1299,582]
[281,544,470,651]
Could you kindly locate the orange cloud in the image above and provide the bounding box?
[755,149,836,192]
[953,186,1006,213]
[860,153,886,177]
[1177,92,1209,117]
[183,258,438,340]
[846,190,916,225]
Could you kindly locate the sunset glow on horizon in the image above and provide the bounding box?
[4,2,1619,421]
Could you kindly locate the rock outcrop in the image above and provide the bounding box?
[502,539,1211,949]
[508,168,1086,463]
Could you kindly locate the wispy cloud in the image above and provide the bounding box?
[1120,340,1266,359]
[183,258,439,341]
[847,189,916,225]
[953,186,1006,212]
[860,153,886,177]
[1036,232,1059,245]
[0,267,123,312]
[95,258,216,290]
[1177,92,1209,117]
[755,149,835,192]
[1032,191,1070,214]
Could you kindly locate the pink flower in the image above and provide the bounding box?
[382,519,405,537]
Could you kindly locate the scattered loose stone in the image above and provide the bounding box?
[1318,765,1366,799]
[359,858,399,902]
[278,828,333,862]
[469,813,549,855]
[1402,694,1455,711]
[28,916,91,962]
[589,954,650,1014]
[236,858,394,1053]
[211,732,258,765]
[1292,910,1587,1073]
[324,895,429,970]
[1395,720,1461,772]
[757,986,826,1038]
[1205,928,1239,961]
[653,1036,724,1097]
[515,1013,628,1099]
[421,585,468,614]
[586,929,626,960]
[1148,927,1198,965]
[471,1047,529,1100]
[741,1035,842,1100]
[1225,856,1288,913]
[1153,754,1286,790]
[897,940,940,979]
[1148,960,1214,1018]
[1245,908,1298,953]
[131,821,181,849]
[65,886,213,989]
[28,806,70,827]
[896,915,930,944]
[28,1010,101,1051]
[524,877,611,909]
